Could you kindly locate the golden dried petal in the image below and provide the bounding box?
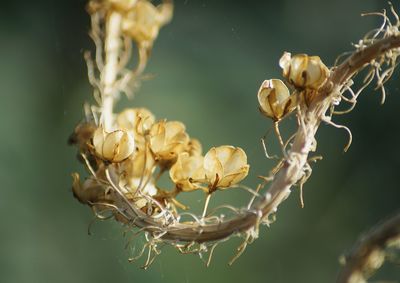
[170,153,205,191]
[218,166,250,188]
[204,147,224,186]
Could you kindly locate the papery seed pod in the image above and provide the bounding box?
[149,120,189,163]
[117,107,155,135]
[186,138,202,156]
[204,145,249,190]
[68,122,96,148]
[169,153,206,192]
[121,0,173,48]
[257,79,297,121]
[87,0,137,14]
[108,0,137,12]
[72,173,112,205]
[123,178,158,209]
[122,144,155,179]
[93,127,135,162]
[279,52,329,90]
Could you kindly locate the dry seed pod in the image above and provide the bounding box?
[257,79,296,121]
[123,178,158,209]
[121,0,173,48]
[117,107,155,135]
[72,173,111,205]
[68,122,96,149]
[93,127,135,162]
[169,153,206,192]
[122,144,155,179]
[87,0,137,14]
[204,145,249,190]
[149,120,189,162]
[108,0,137,12]
[279,52,329,90]
[186,138,202,156]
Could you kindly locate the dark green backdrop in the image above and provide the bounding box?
[1,0,399,282]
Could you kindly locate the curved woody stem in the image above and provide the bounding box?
[111,34,400,243]
[336,212,400,283]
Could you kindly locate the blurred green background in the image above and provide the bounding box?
[1,0,399,282]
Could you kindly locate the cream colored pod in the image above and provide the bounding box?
[93,127,135,162]
[149,120,189,162]
[187,138,202,157]
[257,79,296,121]
[121,0,173,47]
[279,52,329,90]
[117,107,155,135]
[122,178,158,209]
[169,152,206,192]
[108,0,137,12]
[204,145,249,190]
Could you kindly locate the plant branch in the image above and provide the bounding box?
[336,212,400,283]
[114,34,400,243]
[101,11,122,131]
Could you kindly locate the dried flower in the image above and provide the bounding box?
[149,120,189,162]
[123,178,158,209]
[108,0,137,12]
[204,145,249,190]
[121,0,173,49]
[117,107,155,135]
[122,144,155,179]
[169,152,206,192]
[279,52,329,90]
[257,79,296,121]
[93,127,135,162]
[72,173,111,204]
[186,138,202,156]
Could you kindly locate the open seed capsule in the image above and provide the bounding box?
[257,79,296,121]
[93,127,135,162]
[169,153,205,192]
[149,120,189,162]
[204,145,249,190]
[279,52,329,90]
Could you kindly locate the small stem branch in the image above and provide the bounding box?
[101,12,122,131]
[336,212,400,283]
[202,194,212,219]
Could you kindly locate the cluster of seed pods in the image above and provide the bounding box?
[258,52,330,122]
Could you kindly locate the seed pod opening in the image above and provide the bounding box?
[121,0,173,48]
[257,79,296,121]
[279,52,329,90]
[117,107,155,135]
[93,127,135,162]
[149,120,189,162]
[204,145,249,190]
[170,153,206,192]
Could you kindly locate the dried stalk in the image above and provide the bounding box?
[336,212,400,283]
[101,11,122,131]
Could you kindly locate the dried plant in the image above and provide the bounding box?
[69,0,400,273]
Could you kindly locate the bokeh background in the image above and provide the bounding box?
[1,0,399,282]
